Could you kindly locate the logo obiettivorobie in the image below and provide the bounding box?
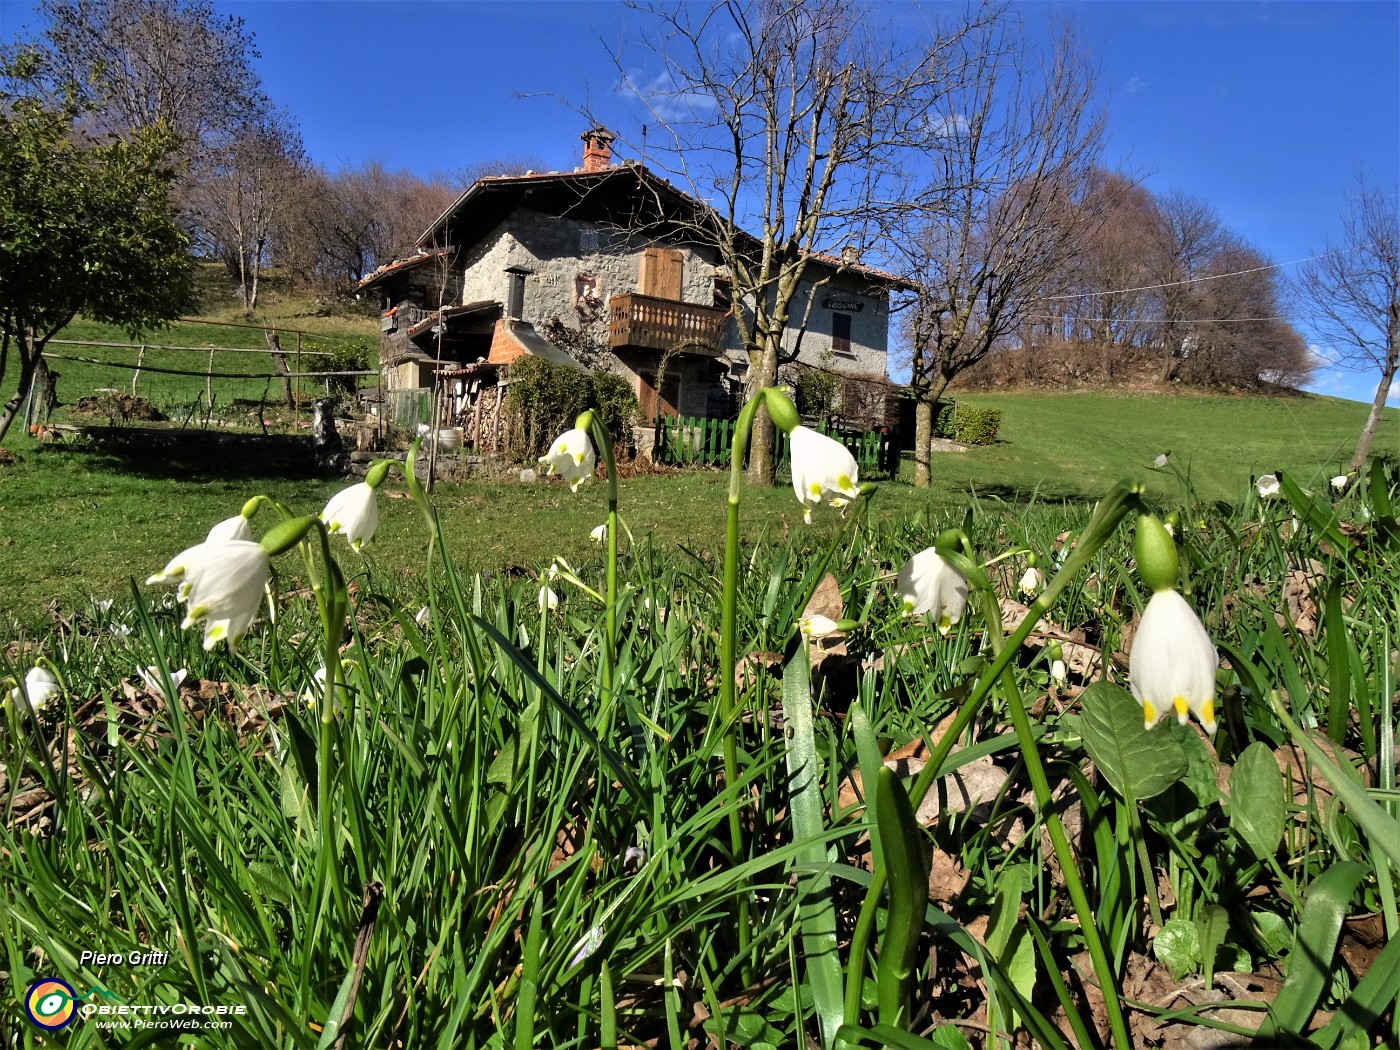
[25,977,79,1030]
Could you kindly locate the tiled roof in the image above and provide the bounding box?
[358,247,451,290]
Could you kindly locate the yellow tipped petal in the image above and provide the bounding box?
[1142,700,1157,728]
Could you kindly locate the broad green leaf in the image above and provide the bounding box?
[1080,682,1188,802]
[1228,741,1286,861]
[1153,917,1200,980]
[874,765,930,1030]
[1258,862,1369,1040]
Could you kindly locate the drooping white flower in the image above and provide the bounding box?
[109,622,132,640]
[137,665,188,701]
[321,482,379,552]
[1129,589,1219,733]
[8,666,59,715]
[206,515,254,543]
[1018,567,1044,597]
[1154,453,1170,468]
[799,613,840,640]
[789,426,859,524]
[93,598,114,614]
[895,548,968,633]
[414,605,432,626]
[1331,474,1350,492]
[147,540,270,650]
[539,428,596,492]
[1256,474,1280,498]
[590,523,608,543]
[1050,659,1068,687]
[303,664,353,715]
[539,584,559,611]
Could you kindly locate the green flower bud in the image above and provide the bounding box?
[933,528,962,554]
[240,495,265,520]
[1025,551,1039,568]
[835,618,861,633]
[1134,514,1179,593]
[575,409,596,432]
[259,515,320,558]
[365,460,392,490]
[763,387,800,434]
[857,481,879,497]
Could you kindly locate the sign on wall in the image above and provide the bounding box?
[822,297,864,312]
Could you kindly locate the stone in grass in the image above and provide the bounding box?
[519,468,538,484]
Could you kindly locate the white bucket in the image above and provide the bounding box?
[436,428,460,451]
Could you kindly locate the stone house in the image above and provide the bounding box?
[359,128,911,431]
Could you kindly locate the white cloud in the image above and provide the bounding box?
[616,68,718,123]
[1125,76,1149,95]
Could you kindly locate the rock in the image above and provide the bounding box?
[519,468,538,484]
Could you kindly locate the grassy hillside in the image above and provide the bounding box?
[921,388,1395,504]
[2,267,379,419]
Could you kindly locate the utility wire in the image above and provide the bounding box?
[1012,249,1351,304]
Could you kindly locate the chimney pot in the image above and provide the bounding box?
[581,126,615,173]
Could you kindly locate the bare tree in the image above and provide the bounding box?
[896,17,1103,486]
[186,109,305,312]
[13,0,266,161]
[1296,182,1400,470]
[615,0,983,482]
[1150,190,1229,381]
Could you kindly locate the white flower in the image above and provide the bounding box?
[321,482,379,551]
[1050,659,1068,686]
[1018,567,1044,597]
[206,515,253,543]
[8,666,59,715]
[1154,453,1170,468]
[414,605,432,626]
[590,523,608,543]
[303,664,352,715]
[137,665,188,701]
[417,423,431,437]
[93,598,114,614]
[1129,589,1219,733]
[1331,474,1350,492]
[799,613,840,639]
[538,584,559,611]
[147,540,270,650]
[1256,474,1280,498]
[789,426,859,524]
[568,925,604,968]
[109,623,132,640]
[539,428,596,492]
[895,548,968,634]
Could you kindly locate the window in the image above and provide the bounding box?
[831,312,852,355]
[505,268,531,319]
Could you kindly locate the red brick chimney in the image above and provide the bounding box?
[581,127,615,172]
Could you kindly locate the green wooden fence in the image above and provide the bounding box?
[653,414,896,477]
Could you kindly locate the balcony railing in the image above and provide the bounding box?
[608,293,728,355]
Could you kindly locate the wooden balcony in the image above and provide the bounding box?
[608,293,728,355]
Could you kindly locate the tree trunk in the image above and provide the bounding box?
[266,331,295,408]
[912,375,951,489]
[0,337,42,445]
[745,343,779,484]
[1348,352,1398,471]
[914,398,932,488]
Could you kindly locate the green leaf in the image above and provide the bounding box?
[1080,682,1188,802]
[1259,862,1369,1039]
[782,645,844,1049]
[1227,741,1286,861]
[1153,917,1200,980]
[874,765,930,1030]
[1195,903,1230,990]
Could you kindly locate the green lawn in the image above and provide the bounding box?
[2,383,1392,639]
[924,388,1396,504]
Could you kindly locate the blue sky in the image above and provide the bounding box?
[3,0,1396,404]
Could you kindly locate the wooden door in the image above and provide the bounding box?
[639,368,681,420]
[640,247,683,300]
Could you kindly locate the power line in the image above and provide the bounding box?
[1015,249,1350,304]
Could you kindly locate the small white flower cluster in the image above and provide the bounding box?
[148,482,385,651]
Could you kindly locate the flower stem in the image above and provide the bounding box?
[720,392,766,978]
[584,415,620,719]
